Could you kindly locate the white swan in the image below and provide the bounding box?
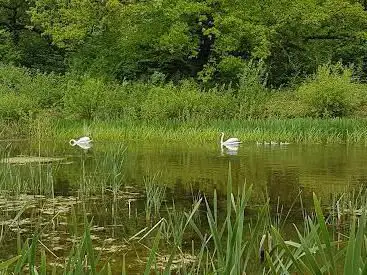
[75,142,93,150]
[220,132,241,146]
[69,136,92,146]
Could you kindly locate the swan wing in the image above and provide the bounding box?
[76,143,93,150]
[78,137,91,143]
[224,138,241,144]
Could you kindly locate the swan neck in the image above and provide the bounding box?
[69,139,76,146]
[220,133,224,145]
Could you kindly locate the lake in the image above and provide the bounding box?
[0,139,366,272]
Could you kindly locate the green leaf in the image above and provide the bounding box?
[0,255,21,271]
[143,223,163,275]
[313,193,336,273]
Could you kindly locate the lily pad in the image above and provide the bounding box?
[0,156,64,164]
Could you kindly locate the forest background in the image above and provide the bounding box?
[1,0,367,130]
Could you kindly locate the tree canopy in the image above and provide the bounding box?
[1,0,367,86]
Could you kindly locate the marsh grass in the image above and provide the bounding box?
[0,160,57,196]
[141,164,367,274]
[144,173,166,222]
[0,209,111,274]
[37,118,367,145]
[77,144,127,198]
[265,193,367,274]
[2,111,367,144]
[0,186,365,274]
[0,143,131,198]
[140,163,269,273]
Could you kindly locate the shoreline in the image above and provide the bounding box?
[1,117,366,144]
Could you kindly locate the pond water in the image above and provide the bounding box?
[0,140,367,272]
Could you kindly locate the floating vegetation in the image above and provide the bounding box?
[0,156,64,164]
[94,244,126,253]
[154,253,197,271]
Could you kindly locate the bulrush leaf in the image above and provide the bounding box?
[313,193,336,274]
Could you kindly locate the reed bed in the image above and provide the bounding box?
[139,164,367,274]
[32,118,367,145]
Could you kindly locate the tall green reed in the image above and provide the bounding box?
[143,162,269,274]
[0,214,112,274]
[266,193,367,274]
[47,117,367,144]
[144,173,166,222]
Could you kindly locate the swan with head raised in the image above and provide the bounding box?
[220,132,241,146]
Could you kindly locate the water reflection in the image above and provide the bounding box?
[221,143,240,156]
[1,139,367,272]
[1,140,367,205]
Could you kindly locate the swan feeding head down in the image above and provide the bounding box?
[69,136,92,146]
[220,132,241,146]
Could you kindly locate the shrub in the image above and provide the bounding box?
[140,80,237,121]
[217,56,247,84]
[106,82,149,120]
[265,90,307,118]
[28,73,65,109]
[0,64,65,110]
[236,60,269,118]
[0,31,20,63]
[0,93,36,120]
[140,84,180,121]
[0,65,32,94]
[297,64,362,118]
[63,76,108,119]
[195,85,237,120]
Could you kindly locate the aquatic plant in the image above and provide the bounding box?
[144,173,166,222]
[0,147,366,273]
[141,165,367,274]
[265,193,367,274]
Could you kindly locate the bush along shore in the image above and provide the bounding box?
[1,64,367,143]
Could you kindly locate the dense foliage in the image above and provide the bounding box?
[1,0,367,120]
[1,63,367,122]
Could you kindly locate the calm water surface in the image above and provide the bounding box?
[0,140,367,271]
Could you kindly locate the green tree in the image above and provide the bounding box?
[0,0,65,72]
[265,0,367,85]
[30,0,367,85]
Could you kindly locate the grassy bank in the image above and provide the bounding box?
[3,117,366,144]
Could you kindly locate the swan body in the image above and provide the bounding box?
[220,132,241,146]
[75,142,93,150]
[69,136,92,146]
